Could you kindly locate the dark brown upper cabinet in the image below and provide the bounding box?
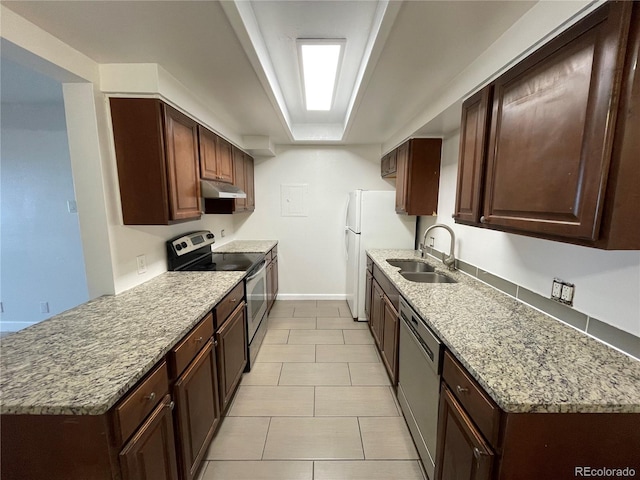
[110,98,202,225]
[381,150,397,177]
[382,138,442,216]
[198,126,233,184]
[454,1,639,249]
[453,87,492,225]
[204,146,255,214]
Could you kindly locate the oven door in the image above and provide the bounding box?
[245,260,267,341]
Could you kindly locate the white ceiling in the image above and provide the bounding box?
[1,0,536,146]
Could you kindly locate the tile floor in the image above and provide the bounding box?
[197,300,426,480]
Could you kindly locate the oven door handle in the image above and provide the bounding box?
[246,260,267,282]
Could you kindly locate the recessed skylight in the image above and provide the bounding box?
[298,40,345,111]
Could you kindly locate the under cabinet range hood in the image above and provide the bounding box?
[201,180,247,199]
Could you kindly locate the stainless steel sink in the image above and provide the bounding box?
[387,259,435,273]
[400,272,457,283]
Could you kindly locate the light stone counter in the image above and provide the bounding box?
[368,249,640,414]
[213,240,277,254]
[0,271,245,416]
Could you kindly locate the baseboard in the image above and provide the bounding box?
[276,294,347,301]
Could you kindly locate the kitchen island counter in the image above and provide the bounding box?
[0,271,245,416]
[367,249,640,414]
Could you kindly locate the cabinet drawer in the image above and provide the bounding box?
[170,313,214,378]
[114,361,170,446]
[442,351,501,447]
[372,264,400,310]
[214,282,245,329]
[366,256,373,273]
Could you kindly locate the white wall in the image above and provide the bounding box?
[1,100,89,332]
[419,133,640,337]
[234,145,391,298]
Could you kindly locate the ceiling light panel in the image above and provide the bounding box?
[298,39,345,111]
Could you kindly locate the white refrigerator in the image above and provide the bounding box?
[345,190,416,320]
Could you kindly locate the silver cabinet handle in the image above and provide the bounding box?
[214,340,219,347]
[145,392,156,402]
[473,447,487,459]
[480,216,486,223]
[195,336,204,343]
[456,385,469,395]
[168,400,175,410]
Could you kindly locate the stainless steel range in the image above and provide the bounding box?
[166,230,268,370]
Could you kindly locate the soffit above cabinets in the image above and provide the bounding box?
[1,0,537,146]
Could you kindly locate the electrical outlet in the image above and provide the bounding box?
[40,302,49,313]
[67,200,78,213]
[221,229,225,238]
[429,236,435,247]
[561,283,575,306]
[551,279,563,300]
[136,255,147,274]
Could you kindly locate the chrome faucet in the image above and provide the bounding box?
[421,224,456,270]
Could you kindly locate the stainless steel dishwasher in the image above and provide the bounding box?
[397,297,443,480]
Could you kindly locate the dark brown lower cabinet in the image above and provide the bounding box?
[381,295,399,384]
[216,302,248,412]
[370,279,384,347]
[173,341,220,480]
[364,269,373,319]
[119,394,179,480]
[435,385,494,480]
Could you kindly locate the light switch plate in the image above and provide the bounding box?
[136,255,147,274]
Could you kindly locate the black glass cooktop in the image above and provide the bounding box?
[181,253,263,272]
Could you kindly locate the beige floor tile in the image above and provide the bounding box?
[313,460,425,479]
[316,318,368,330]
[268,308,296,318]
[256,345,316,363]
[317,300,349,308]
[343,330,374,345]
[339,306,355,318]
[315,386,399,416]
[359,417,419,459]
[348,363,390,386]
[202,461,313,479]
[205,417,270,459]
[287,329,344,345]
[269,318,316,329]
[316,344,379,363]
[228,386,314,416]
[294,306,340,317]
[241,363,282,386]
[279,363,351,386]
[263,417,364,460]
[264,329,290,344]
[276,300,317,307]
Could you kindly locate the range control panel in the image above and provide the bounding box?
[170,230,215,256]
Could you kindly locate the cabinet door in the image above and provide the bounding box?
[198,126,219,181]
[395,143,409,213]
[272,256,279,299]
[119,395,179,480]
[435,386,493,480]
[232,147,247,212]
[216,138,234,184]
[381,295,399,385]
[370,280,385,348]
[266,261,275,311]
[454,87,491,224]
[364,270,373,320]
[244,153,255,211]
[174,341,220,480]
[483,3,632,240]
[216,303,248,412]
[163,105,202,221]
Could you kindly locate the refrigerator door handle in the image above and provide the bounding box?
[344,196,351,260]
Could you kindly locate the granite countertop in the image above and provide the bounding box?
[368,249,640,414]
[213,240,277,254]
[0,271,245,416]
